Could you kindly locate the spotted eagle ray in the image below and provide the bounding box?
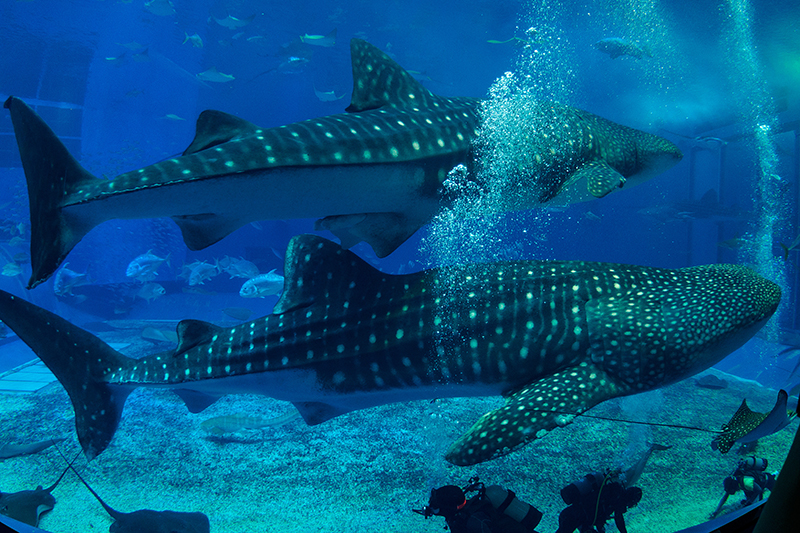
[4,39,682,290]
[712,389,797,453]
[0,235,777,465]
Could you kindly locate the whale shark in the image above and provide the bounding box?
[0,235,779,465]
[4,39,682,290]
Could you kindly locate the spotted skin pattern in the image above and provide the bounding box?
[712,390,796,453]
[5,40,680,289]
[0,235,780,464]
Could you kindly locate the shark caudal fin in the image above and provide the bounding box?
[4,96,103,289]
[0,290,133,459]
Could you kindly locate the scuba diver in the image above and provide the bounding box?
[413,476,543,533]
[710,456,777,519]
[555,470,643,533]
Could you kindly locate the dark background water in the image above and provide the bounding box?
[0,0,798,386]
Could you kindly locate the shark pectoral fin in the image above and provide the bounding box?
[183,110,262,155]
[292,401,350,425]
[173,389,221,413]
[176,319,225,355]
[314,212,420,258]
[445,364,621,466]
[172,213,246,250]
[575,160,626,198]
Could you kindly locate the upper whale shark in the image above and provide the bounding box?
[4,39,682,289]
[0,235,779,465]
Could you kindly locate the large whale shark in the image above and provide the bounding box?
[4,39,682,289]
[0,235,778,464]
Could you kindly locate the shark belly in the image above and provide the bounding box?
[63,162,437,223]
[151,368,508,423]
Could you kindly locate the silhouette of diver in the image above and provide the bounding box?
[414,476,543,533]
[555,470,642,533]
[710,456,777,519]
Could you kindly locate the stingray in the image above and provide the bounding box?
[68,464,210,533]
[0,465,69,526]
[712,389,798,453]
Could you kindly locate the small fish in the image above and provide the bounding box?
[8,237,25,247]
[182,32,203,48]
[212,14,255,29]
[126,250,170,282]
[53,263,90,296]
[196,67,235,83]
[144,0,175,17]
[137,282,165,302]
[15,223,25,235]
[1,263,22,277]
[185,261,218,286]
[718,236,747,251]
[594,37,652,59]
[219,256,259,279]
[200,411,301,435]
[105,53,127,65]
[239,270,283,298]
[222,307,252,321]
[300,28,337,47]
[160,114,186,121]
[314,87,345,102]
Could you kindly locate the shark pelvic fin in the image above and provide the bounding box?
[274,234,392,315]
[346,39,436,112]
[183,110,262,155]
[291,401,351,425]
[171,213,247,250]
[314,212,421,257]
[3,96,101,289]
[0,290,133,460]
[446,364,621,466]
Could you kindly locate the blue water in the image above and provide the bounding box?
[0,0,799,531]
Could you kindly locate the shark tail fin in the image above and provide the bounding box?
[4,96,103,289]
[0,290,134,460]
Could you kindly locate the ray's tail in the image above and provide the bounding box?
[4,96,103,289]
[0,289,133,459]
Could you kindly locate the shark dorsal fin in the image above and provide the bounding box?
[274,234,386,315]
[183,110,262,155]
[175,319,224,355]
[346,39,435,112]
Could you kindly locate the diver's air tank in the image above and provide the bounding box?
[485,485,543,530]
